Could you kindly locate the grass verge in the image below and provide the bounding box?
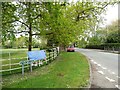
[2,52,89,88]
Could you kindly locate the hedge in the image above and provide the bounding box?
[85,43,120,51]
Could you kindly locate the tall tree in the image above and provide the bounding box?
[105,19,120,43]
[45,2,106,47]
[2,2,17,45]
[2,1,117,50]
[2,2,46,51]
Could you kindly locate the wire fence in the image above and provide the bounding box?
[1,47,59,75]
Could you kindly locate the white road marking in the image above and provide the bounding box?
[99,52,110,54]
[97,64,101,67]
[117,76,120,78]
[90,60,94,62]
[115,85,120,89]
[99,52,118,56]
[104,53,111,54]
[112,72,115,75]
[105,77,115,82]
[93,62,97,64]
[101,67,107,70]
[98,71,104,75]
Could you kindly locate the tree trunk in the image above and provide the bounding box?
[28,23,32,51]
[64,45,66,51]
[59,44,66,51]
[28,2,32,51]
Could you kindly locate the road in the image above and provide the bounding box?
[76,48,119,88]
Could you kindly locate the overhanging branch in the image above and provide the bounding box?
[32,33,40,36]
[3,20,29,28]
[17,20,29,28]
[5,30,29,33]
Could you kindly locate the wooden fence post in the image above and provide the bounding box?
[9,52,11,73]
[53,49,54,60]
[49,50,51,63]
[112,47,114,52]
[30,62,32,72]
[55,48,56,57]
[22,64,24,76]
[56,47,58,56]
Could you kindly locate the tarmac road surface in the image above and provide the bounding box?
[76,48,119,89]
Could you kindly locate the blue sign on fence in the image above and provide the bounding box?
[28,50,46,61]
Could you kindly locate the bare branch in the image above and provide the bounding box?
[17,20,29,28]
[3,20,29,28]
[98,3,109,10]
[32,33,40,36]
[5,30,29,34]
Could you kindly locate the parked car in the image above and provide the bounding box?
[67,46,75,52]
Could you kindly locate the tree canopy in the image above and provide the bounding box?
[105,19,120,43]
[2,1,117,50]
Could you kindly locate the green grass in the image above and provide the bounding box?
[1,48,39,59]
[1,48,40,75]
[2,52,90,88]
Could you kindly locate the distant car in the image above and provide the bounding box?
[67,46,75,52]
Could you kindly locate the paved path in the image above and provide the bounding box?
[76,48,119,89]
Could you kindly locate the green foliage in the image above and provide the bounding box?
[85,44,104,49]
[85,19,120,49]
[88,36,100,45]
[85,18,120,47]
[78,38,87,48]
[2,2,17,45]
[85,43,120,50]
[45,2,112,48]
[2,2,115,50]
[3,40,14,48]
[106,31,119,43]
[15,36,28,48]
[105,20,120,43]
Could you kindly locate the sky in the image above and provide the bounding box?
[100,4,118,27]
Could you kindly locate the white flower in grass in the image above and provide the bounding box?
[67,84,71,88]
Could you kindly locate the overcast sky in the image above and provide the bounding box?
[103,4,118,26]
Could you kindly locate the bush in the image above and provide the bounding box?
[85,44,104,49]
[85,43,120,51]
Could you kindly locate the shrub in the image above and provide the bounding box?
[85,43,120,51]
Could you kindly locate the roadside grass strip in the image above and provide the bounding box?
[2,52,89,88]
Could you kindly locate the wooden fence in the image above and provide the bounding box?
[1,47,59,75]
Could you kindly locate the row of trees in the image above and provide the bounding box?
[105,19,120,43]
[2,1,117,51]
[89,19,119,44]
[78,19,120,48]
[3,35,47,49]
